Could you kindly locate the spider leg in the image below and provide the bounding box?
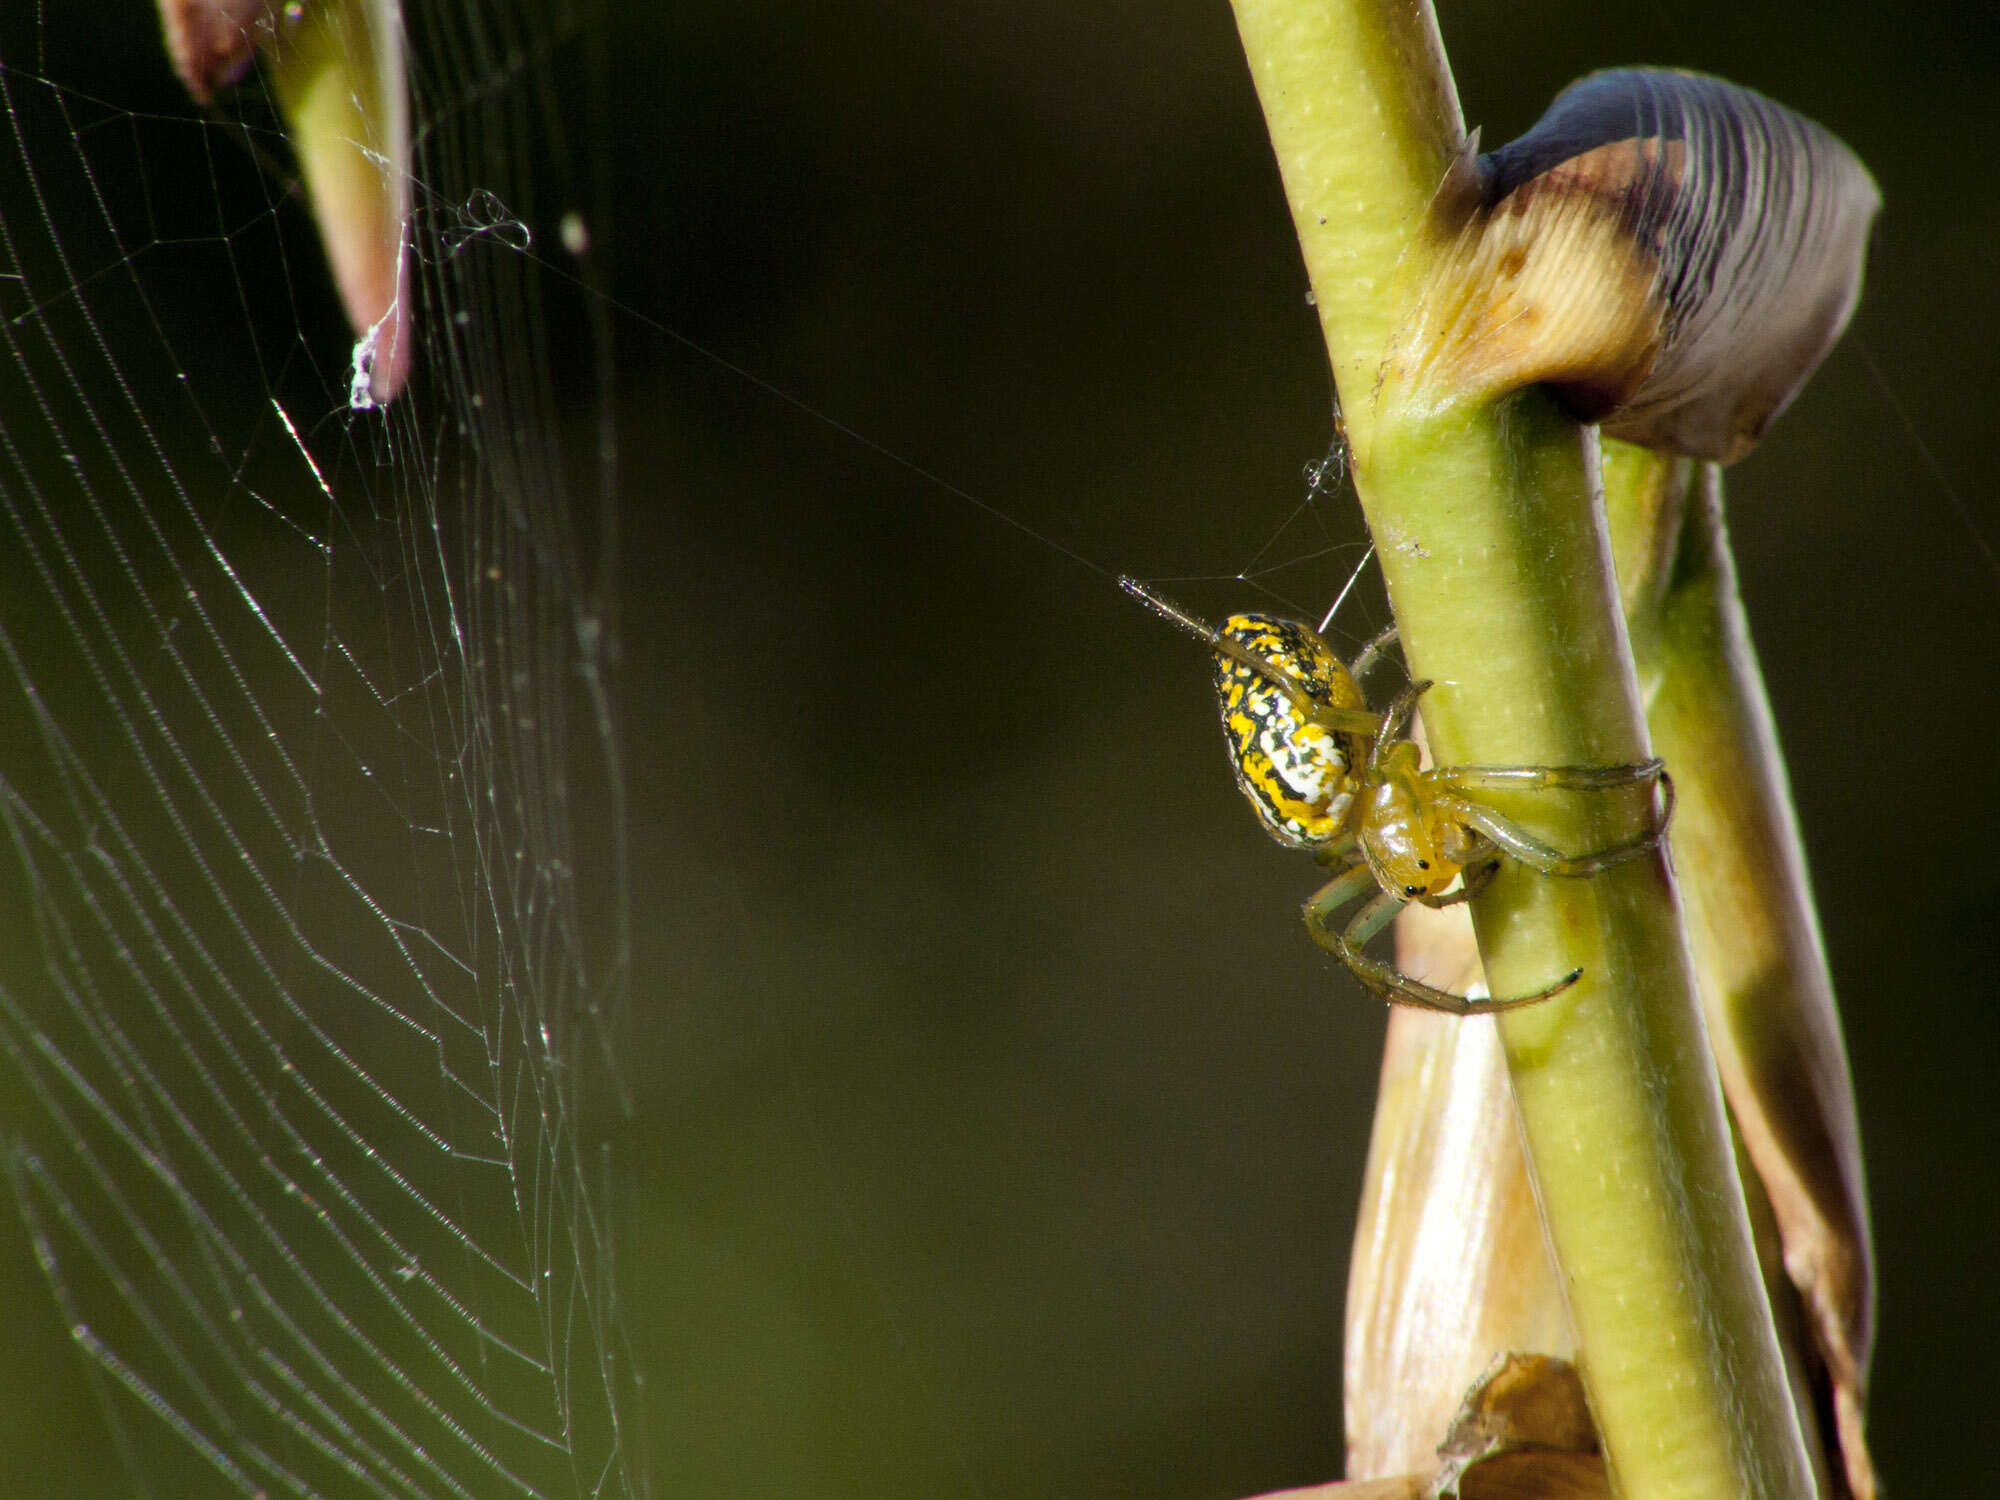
[1440,759,1666,792]
[1305,703,1391,738]
[1435,795,1651,877]
[1312,830,1361,868]
[1346,623,1400,686]
[1300,861,1379,940]
[1302,861,1575,1015]
[1432,765,1675,878]
[1366,678,1433,777]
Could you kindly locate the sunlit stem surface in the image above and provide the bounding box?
[1224,3,1818,1497]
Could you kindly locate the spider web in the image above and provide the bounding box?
[0,3,1401,1493]
[0,3,641,1495]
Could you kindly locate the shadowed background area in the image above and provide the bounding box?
[0,1,1992,1495]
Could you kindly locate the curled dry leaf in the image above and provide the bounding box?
[1246,1460,1607,1500]
[1434,1353,1596,1484]
[1254,1353,1608,1500]
[1387,69,1879,462]
[1342,899,1570,1480]
[1249,1482,1424,1500]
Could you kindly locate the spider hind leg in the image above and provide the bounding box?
[1301,862,1577,1015]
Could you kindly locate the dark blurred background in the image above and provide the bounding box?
[1,1,1995,1495]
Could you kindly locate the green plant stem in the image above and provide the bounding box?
[1603,441,1873,1494]
[1224,4,1818,1497]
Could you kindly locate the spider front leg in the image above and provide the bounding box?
[1434,761,1676,877]
[1300,855,1578,1016]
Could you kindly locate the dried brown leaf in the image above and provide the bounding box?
[1342,836,1573,1479]
[1389,70,1879,462]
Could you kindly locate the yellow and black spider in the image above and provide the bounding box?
[1122,578,1673,1014]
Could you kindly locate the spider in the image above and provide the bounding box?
[1121,577,1673,1014]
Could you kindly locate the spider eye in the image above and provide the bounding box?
[1403,884,1421,898]
[1416,859,1430,870]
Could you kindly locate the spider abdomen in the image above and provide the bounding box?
[1212,614,1369,848]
